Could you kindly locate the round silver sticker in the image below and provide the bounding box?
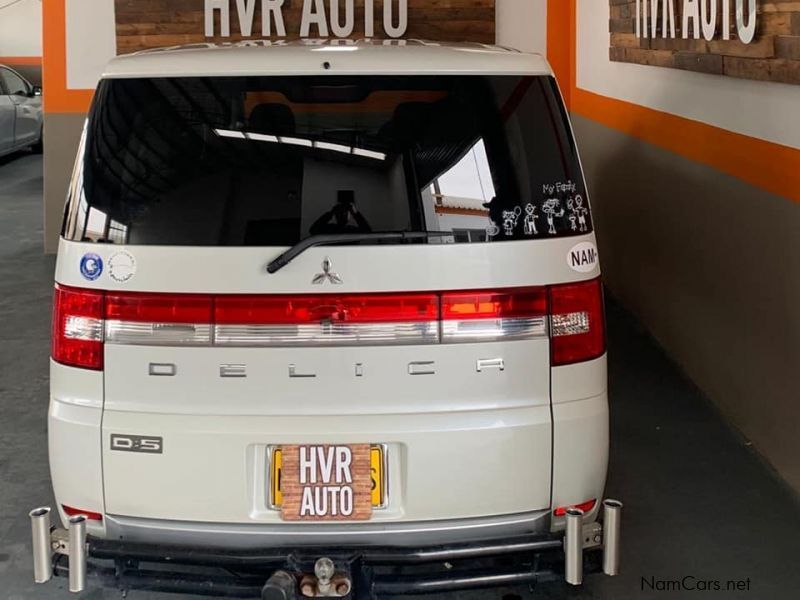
[109,251,137,283]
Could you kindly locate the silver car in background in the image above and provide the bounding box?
[0,65,43,157]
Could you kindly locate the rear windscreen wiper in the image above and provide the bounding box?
[266,231,454,274]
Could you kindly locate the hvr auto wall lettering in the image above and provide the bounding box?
[610,0,800,84]
[114,0,496,54]
[205,0,408,38]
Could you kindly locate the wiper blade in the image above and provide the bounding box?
[266,231,453,274]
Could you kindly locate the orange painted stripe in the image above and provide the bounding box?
[547,0,572,108]
[572,88,800,204]
[42,0,94,114]
[568,0,576,108]
[567,0,800,203]
[0,56,42,66]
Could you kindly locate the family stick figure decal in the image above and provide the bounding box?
[524,204,539,235]
[484,183,587,239]
[567,198,578,232]
[542,198,565,235]
[501,207,522,236]
[573,195,589,233]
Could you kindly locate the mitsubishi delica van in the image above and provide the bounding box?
[31,41,622,598]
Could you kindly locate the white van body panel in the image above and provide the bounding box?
[48,362,106,538]
[100,407,553,523]
[103,41,552,80]
[551,356,609,529]
[54,235,600,293]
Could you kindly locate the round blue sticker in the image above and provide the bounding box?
[79,253,103,281]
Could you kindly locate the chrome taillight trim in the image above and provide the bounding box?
[64,316,104,342]
[99,317,548,347]
[214,321,440,347]
[105,321,212,346]
[441,317,548,343]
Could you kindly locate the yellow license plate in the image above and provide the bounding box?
[271,446,385,508]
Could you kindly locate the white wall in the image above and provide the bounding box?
[576,0,800,149]
[0,0,42,56]
[496,0,547,55]
[65,0,116,89]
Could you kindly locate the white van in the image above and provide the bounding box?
[32,41,621,598]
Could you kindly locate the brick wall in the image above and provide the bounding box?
[609,0,800,84]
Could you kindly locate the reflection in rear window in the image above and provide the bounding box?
[63,75,591,246]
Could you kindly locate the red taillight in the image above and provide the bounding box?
[105,292,213,323]
[441,289,547,321]
[440,288,549,343]
[62,505,103,521]
[553,498,597,516]
[51,280,604,365]
[52,285,104,370]
[549,278,605,366]
[215,293,439,324]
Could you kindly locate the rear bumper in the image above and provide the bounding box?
[31,499,623,598]
[50,532,599,598]
[104,510,551,548]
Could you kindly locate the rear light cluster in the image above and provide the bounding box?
[52,278,604,371]
[52,286,104,370]
[62,504,103,521]
[553,498,597,517]
[549,280,606,366]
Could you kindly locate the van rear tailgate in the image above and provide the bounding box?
[101,341,552,523]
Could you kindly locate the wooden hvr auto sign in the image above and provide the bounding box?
[280,444,373,521]
[609,0,800,85]
[114,0,497,54]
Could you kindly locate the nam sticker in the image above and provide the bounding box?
[567,242,599,273]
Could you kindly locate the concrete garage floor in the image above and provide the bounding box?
[1,154,799,600]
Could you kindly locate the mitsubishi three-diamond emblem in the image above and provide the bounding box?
[312,258,343,285]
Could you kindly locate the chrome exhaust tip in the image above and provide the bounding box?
[602,499,623,576]
[564,507,584,586]
[68,515,87,593]
[29,507,52,584]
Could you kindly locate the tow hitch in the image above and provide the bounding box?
[29,500,623,597]
[262,558,352,599]
[299,558,352,597]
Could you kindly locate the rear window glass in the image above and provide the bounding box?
[63,75,591,246]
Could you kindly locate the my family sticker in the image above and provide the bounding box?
[79,253,103,281]
[567,242,599,273]
[109,251,137,283]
